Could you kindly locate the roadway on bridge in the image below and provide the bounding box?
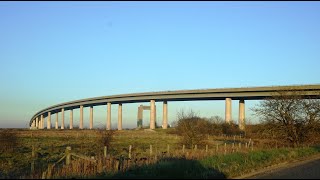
[246,155,320,179]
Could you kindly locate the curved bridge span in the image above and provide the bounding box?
[29,84,320,130]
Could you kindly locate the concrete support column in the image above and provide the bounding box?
[90,106,93,130]
[150,100,155,129]
[47,112,51,129]
[137,105,143,128]
[32,120,35,128]
[40,114,44,129]
[118,103,122,130]
[163,101,168,129]
[80,105,83,129]
[225,98,232,124]
[61,108,65,129]
[155,105,157,127]
[239,100,245,131]
[39,118,41,129]
[36,117,39,128]
[70,110,73,130]
[55,112,59,129]
[107,102,111,130]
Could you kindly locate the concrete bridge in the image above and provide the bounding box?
[29,84,320,131]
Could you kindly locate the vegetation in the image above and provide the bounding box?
[1,90,320,178]
[252,90,320,147]
[0,126,319,179]
[174,110,208,148]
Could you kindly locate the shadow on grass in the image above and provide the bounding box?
[107,157,226,179]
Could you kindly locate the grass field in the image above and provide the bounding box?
[0,128,319,179]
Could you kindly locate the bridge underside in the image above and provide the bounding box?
[29,85,320,129]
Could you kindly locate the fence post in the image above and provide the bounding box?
[129,145,132,159]
[206,144,208,153]
[216,144,219,154]
[65,146,71,165]
[104,146,107,158]
[232,143,235,152]
[182,145,185,153]
[46,164,53,179]
[251,141,254,151]
[224,143,227,155]
[31,145,35,173]
[194,145,197,151]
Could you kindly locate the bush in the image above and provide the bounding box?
[174,110,208,148]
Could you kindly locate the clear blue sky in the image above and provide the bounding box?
[1,1,319,128]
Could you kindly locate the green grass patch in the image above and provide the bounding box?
[200,146,320,178]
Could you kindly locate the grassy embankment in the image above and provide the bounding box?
[0,128,319,179]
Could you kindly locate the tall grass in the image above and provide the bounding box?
[1,129,320,179]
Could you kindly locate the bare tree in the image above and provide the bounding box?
[96,129,115,149]
[252,90,320,147]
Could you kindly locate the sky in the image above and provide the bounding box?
[0,1,319,129]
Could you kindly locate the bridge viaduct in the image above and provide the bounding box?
[29,85,320,131]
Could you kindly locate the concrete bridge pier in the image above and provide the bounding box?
[163,101,168,129]
[31,120,35,128]
[61,108,65,129]
[90,106,93,130]
[39,116,41,129]
[137,105,143,128]
[239,100,245,131]
[80,105,83,129]
[70,110,73,129]
[55,112,59,129]
[150,100,155,129]
[107,102,111,130]
[36,117,39,129]
[40,114,44,129]
[118,103,122,130]
[225,98,232,124]
[47,112,51,129]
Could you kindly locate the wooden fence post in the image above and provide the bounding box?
[224,143,227,155]
[65,146,71,165]
[104,146,107,158]
[182,145,185,153]
[129,145,132,159]
[216,144,219,154]
[31,145,35,173]
[232,143,235,152]
[206,144,208,153]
